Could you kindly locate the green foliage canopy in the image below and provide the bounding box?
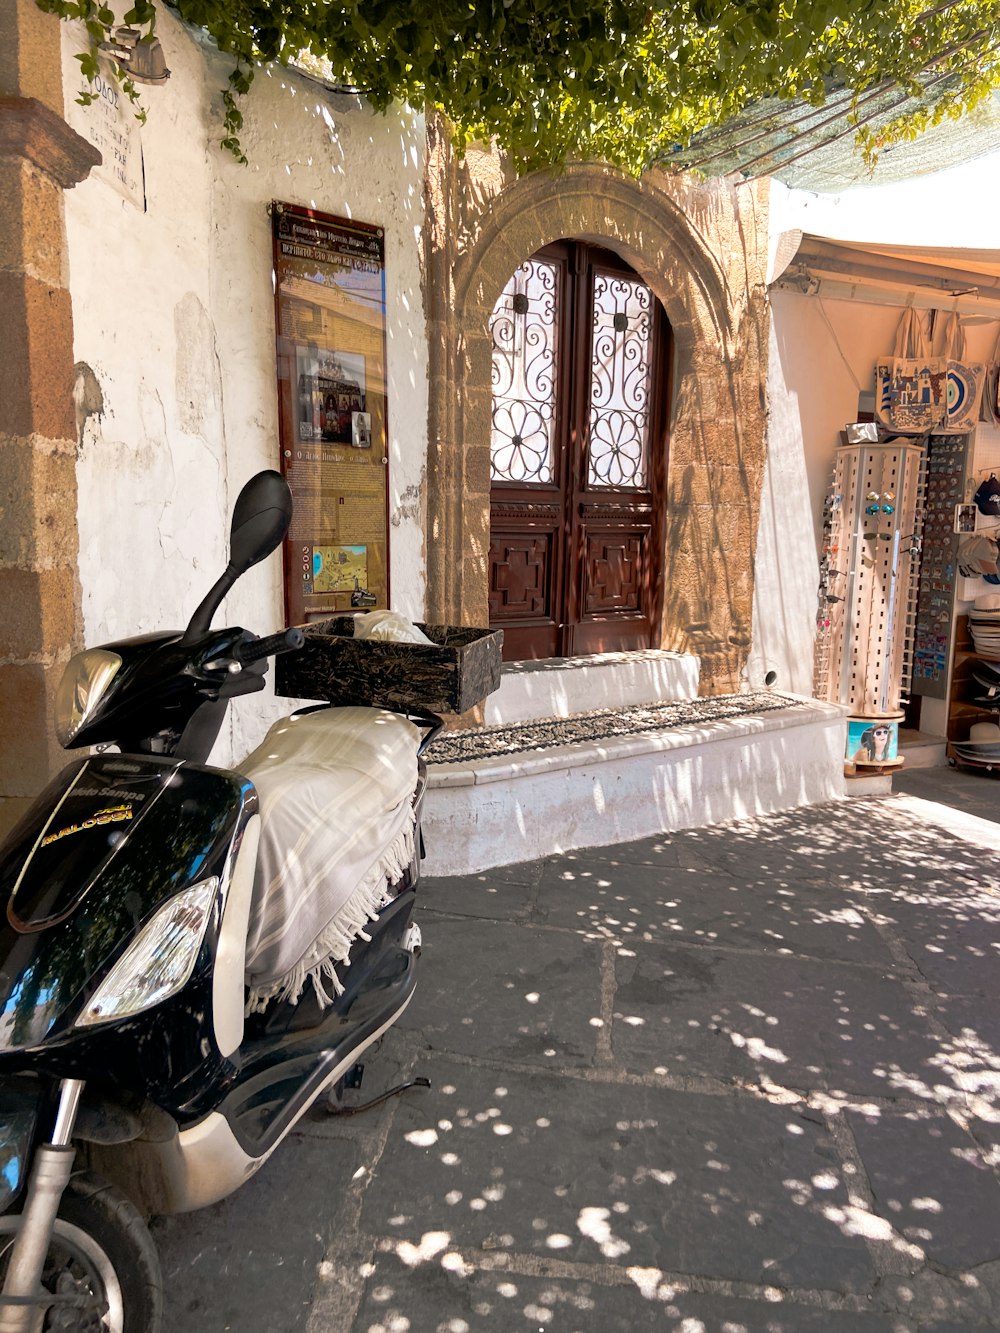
[40,0,1000,173]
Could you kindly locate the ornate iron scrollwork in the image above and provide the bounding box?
[489,258,559,484]
[588,273,653,489]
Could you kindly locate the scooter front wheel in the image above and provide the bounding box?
[0,1173,162,1332]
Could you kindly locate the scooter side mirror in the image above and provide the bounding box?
[229,471,293,574]
[181,470,293,644]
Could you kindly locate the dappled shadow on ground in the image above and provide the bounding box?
[379,795,1000,1330]
[157,794,1000,1331]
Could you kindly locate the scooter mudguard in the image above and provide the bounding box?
[0,753,256,1061]
[0,1080,41,1211]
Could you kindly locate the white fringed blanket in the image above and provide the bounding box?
[240,707,421,1011]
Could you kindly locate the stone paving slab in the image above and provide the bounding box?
[532,856,897,965]
[154,1128,360,1333]
[351,1252,902,1333]
[420,869,538,922]
[552,834,745,872]
[609,943,947,1099]
[931,991,1000,1071]
[873,1263,1000,1329]
[845,1106,1000,1270]
[144,778,1000,1332]
[358,1053,874,1294]
[663,797,1000,895]
[396,915,603,1067]
[895,766,1000,828]
[863,885,1000,997]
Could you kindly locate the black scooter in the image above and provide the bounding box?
[0,471,441,1331]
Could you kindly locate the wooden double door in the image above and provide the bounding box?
[487,241,670,661]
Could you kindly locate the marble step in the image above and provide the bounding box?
[483,649,700,726]
[898,735,948,769]
[422,692,847,876]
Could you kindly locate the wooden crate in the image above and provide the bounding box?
[274,618,503,714]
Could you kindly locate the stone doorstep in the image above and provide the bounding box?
[422,696,847,875]
[898,737,949,769]
[483,648,700,726]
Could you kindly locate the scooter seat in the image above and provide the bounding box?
[239,706,422,1010]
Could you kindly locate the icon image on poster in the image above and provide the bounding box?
[296,347,367,445]
[311,545,368,594]
[352,411,372,449]
[318,350,366,445]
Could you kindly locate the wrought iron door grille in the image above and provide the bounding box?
[587,273,652,488]
[489,258,559,484]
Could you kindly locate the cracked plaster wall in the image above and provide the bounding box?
[60,11,428,764]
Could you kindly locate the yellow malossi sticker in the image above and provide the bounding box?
[40,804,134,848]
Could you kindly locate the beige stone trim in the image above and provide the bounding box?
[0,4,96,836]
[424,127,770,695]
[0,96,102,188]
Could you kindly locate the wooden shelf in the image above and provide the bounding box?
[947,614,1000,742]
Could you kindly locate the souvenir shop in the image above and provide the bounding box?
[775,236,1000,775]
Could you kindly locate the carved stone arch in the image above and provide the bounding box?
[453,163,732,360]
[423,138,770,694]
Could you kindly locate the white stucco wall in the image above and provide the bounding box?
[61,13,427,763]
[749,292,902,695]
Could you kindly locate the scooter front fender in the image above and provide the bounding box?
[0,1084,41,1212]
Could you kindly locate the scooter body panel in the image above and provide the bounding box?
[0,474,454,1329]
[83,892,421,1215]
[85,982,416,1215]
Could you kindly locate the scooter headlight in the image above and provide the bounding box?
[54,648,122,746]
[76,878,219,1027]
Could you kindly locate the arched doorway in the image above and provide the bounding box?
[487,241,671,660]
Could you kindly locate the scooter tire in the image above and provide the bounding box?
[0,1172,163,1332]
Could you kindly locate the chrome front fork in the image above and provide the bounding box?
[0,1079,84,1333]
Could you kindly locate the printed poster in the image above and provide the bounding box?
[272,202,389,624]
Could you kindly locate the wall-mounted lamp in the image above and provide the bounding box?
[101,27,171,85]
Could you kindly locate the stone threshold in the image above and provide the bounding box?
[494,646,690,674]
[483,647,699,726]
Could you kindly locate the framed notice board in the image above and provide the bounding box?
[271,201,390,624]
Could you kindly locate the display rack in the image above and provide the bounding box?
[910,435,970,699]
[815,440,925,767]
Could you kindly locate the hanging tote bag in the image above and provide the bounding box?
[933,309,985,433]
[875,307,946,434]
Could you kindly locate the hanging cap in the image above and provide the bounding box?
[958,535,1000,580]
[974,475,1000,516]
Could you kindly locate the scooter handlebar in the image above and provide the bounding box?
[232,627,305,666]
